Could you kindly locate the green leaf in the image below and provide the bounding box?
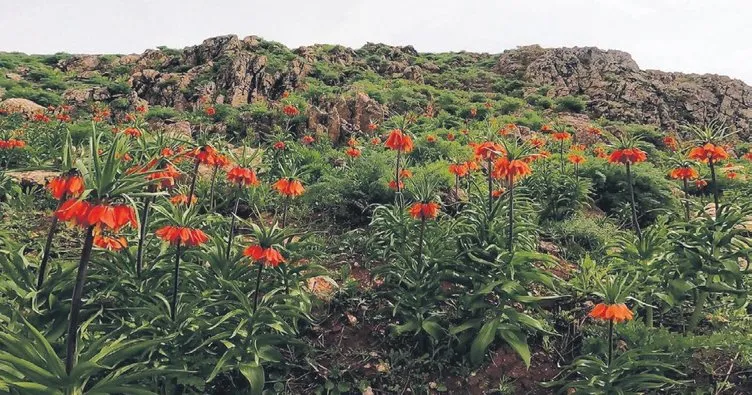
[239,363,264,395]
[470,318,499,365]
[421,319,444,341]
[498,327,531,368]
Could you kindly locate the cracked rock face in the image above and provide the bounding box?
[496,45,752,137]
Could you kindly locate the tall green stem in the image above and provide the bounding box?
[626,162,642,240]
[253,263,264,313]
[709,159,719,212]
[417,217,426,266]
[208,165,218,211]
[487,157,493,213]
[187,159,200,209]
[608,319,614,367]
[170,242,182,321]
[688,291,708,333]
[37,197,64,288]
[136,196,152,278]
[507,180,515,252]
[226,193,240,259]
[65,225,95,374]
[682,178,690,221]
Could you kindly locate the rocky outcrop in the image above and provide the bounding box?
[495,45,752,135]
[217,53,268,106]
[0,98,45,116]
[308,92,386,142]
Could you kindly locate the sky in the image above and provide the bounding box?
[2,0,752,83]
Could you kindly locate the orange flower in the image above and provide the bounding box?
[695,179,708,189]
[388,180,404,190]
[384,129,414,152]
[408,202,440,220]
[552,132,571,141]
[474,141,504,161]
[273,178,305,197]
[469,108,477,118]
[743,151,752,161]
[155,225,209,247]
[587,127,602,136]
[345,147,361,158]
[466,160,480,172]
[191,145,220,166]
[282,105,299,117]
[135,105,147,113]
[567,153,586,165]
[86,204,137,231]
[273,141,286,150]
[347,137,357,147]
[608,148,647,165]
[492,189,505,199]
[367,122,378,131]
[205,106,216,116]
[589,303,634,323]
[400,169,413,179]
[593,146,607,159]
[571,144,586,152]
[47,173,85,200]
[301,135,315,145]
[370,137,381,145]
[123,127,141,138]
[243,245,286,267]
[726,171,738,180]
[529,136,546,148]
[93,234,128,251]
[33,113,50,123]
[54,199,92,228]
[446,133,455,141]
[170,194,197,206]
[492,157,532,182]
[227,166,259,187]
[56,113,71,123]
[662,136,678,151]
[688,143,729,163]
[0,139,26,149]
[146,164,181,190]
[448,163,469,177]
[426,135,437,143]
[540,124,553,132]
[669,167,698,180]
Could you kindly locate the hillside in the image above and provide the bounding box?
[2,35,751,140]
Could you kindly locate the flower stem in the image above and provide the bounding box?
[508,180,515,252]
[417,217,426,266]
[626,162,642,240]
[136,196,152,278]
[187,159,200,209]
[37,198,63,288]
[226,193,240,260]
[253,263,263,313]
[487,157,493,213]
[682,178,690,221]
[607,319,614,368]
[709,159,719,212]
[209,165,218,211]
[281,197,289,228]
[65,225,95,374]
[170,242,181,321]
[688,291,708,333]
[395,149,402,197]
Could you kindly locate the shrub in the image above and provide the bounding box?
[555,95,587,113]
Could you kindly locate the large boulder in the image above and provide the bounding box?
[307,92,386,142]
[0,98,45,116]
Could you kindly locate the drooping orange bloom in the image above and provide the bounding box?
[243,245,286,267]
[170,194,197,206]
[592,146,607,159]
[570,144,586,152]
[205,106,216,116]
[54,199,92,227]
[146,164,181,190]
[191,145,220,166]
[589,303,634,323]
[469,108,477,118]
[93,234,128,251]
[743,151,752,161]
[662,136,678,151]
[345,147,361,158]
[529,136,546,149]
[474,141,504,161]
[370,137,381,145]
[86,204,137,231]
[47,173,85,200]
[587,127,602,136]
[552,132,571,141]
[492,189,505,199]
[388,180,404,190]
[400,169,413,179]
[347,137,357,147]
[540,124,553,133]
[227,166,259,187]
[426,135,437,143]
[534,151,552,161]
[56,113,71,123]
[273,141,286,150]
[384,129,414,152]
[567,153,586,165]
[0,139,26,149]
[282,105,299,117]
[726,171,738,180]
[466,160,480,172]
[448,163,469,177]
[33,113,50,123]
[273,178,305,197]
[492,157,532,182]
[367,122,378,131]
[135,105,147,113]
[446,133,455,141]
[688,143,729,163]
[695,179,708,189]
[155,226,209,247]
[408,202,440,220]
[123,127,142,138]
[301,135,315,145]
[669,167,699,180]
[608,148,647,165]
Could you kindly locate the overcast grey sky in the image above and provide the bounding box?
[3,0,751,83]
